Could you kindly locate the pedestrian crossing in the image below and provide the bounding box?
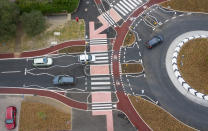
[113,0,144,18]
[90,103,116,110]
[102,12,117,26]
[92,52,109,64]
[90,76,112,91]
[89,39,108,45]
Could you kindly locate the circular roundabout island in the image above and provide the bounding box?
[166,31,208,106]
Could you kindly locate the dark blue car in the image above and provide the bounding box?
[53,75,75,85]
[146,35,163,49]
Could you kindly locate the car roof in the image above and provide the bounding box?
[6,107,13,119]
[60,76,74,82]
[34,57,46,63]
[148,36,161,46]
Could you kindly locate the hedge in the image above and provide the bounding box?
[16,0,79,14]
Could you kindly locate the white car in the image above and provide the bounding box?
[79,54,96,63]
[33,57,53,67]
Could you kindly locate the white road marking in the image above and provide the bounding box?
[114,5,126,16]
[1,71,21,74]
[24,68,27,75]
[93,60,109,63]
[132,0,140,5]
[127,0,137,7]
[91,77,110,80]
[92,103,112,107]
[91,86,111,90]
[102,13,114,25]
[92,106,112,110]
[123,0,134,9]
[120,1,132,12]
[117,3,129,14]
[96,56,109,60]
[93,53,108,56]
[91,81,111,85]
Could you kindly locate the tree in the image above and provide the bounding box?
[21,10,46,36]
[0,0,19,42]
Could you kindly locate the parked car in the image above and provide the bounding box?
[78,54,96,63]
[53,75,75,85]
[33,57,53,67]
[5,106,17,130]
[145,35,163,49]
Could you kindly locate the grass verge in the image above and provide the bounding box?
[59,46,85,53]
[19,99,71,131]
[123,31,136,47]
[161,0,208,13]
[121,63,143,74]
[129,95,195,131]
[177,38,208,94]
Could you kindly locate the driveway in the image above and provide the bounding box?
[0,95,24,131]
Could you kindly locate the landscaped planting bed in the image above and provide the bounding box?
[129,95,195,131]
[161,0,208,13]
[121,63,143,74]
[59,46,85,53]
[123,31,136,46]
[177,38,208,94]
[19,101,71,131]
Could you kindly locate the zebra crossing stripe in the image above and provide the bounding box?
[91,81,111,85]
[92,103,112,107]
[123,0,134,9]
[102,13,114,25]
[90,41,108,44]
[92,106,112,110]
[132,0,140,4]
[91,86,111,90]
[96,56,109,60]
[114,5,126,16]
[127,0,137,7]
[138,0,142,3]
[90,39,107,41]
[93,53,108,56]
[104,12,116,25]
[94,60,109,64]
[117,3,129,14]
[91,77,110,80]
[120,1,132,12]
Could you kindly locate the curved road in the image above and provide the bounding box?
[141,13,208,130]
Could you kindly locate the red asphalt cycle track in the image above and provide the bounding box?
[0,88,87,110]
[0,40,85,58]
[111,0,168,130]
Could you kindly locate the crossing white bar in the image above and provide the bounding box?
[1,71,21,74]
[127,0,137,7]
[132,0,140,4]
[104,13,115,25]
[96,57,109,60]
[92,106,112,109]
[91,77,110,80]
[117,3,129,14]
[102,13,114,25]
[90,39,107,42]
[138,0,142,3]
[91,86,111,89]
[114,5,126,16]
[120,1,132,12]
[91,82,111,85]
[94,60,109,63]
[92,104,112,107]
[93,53,108,56]
[123,0,134,9]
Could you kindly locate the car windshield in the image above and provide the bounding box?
[43,57,48,63]
[6,119,13,124]
[88,55,92,60]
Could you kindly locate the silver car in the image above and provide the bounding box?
[33,57,53,67]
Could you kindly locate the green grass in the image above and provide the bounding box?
[161,0,208,13]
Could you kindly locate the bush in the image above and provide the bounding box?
[21,10,46,36]
[0,0,19,42]
[16,0,79,14]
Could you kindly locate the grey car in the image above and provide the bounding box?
[53,75,75,85]
[146,35,163,49]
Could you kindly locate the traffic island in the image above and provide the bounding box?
[177,38,208,94]
[129,96,196,131]
[19,96,71,131]
[123,31,136,47]
[121,63,143,74]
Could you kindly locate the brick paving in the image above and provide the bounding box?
[90,65,110,75]
[91,92,112,103]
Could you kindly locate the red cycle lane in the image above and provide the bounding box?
[112,0,168,130]
[0,88,87,110]
[0,40,85,59]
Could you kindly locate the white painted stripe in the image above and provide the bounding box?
[92,106,112,109]
[91,86,111,89]
[117,3,129,14]
[93,53,108,56]
[91,77,110,80]
[96,57,109,60]
[1,71,21,74]
[132,0,140,4]
[138,0,142,3]
[120,1,132,12]
[90,40,107,43]
[90,39,107,42]
[104,13,115,25]
[91,81,111,85]
[103,13,114,25]
[114,5,126,16]
[94,60,109,63]
[123,0,134,9]
[127,0,137,7]
[92,104,112,107]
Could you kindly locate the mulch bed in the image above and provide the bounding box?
[58,46,85,53]
[121,63,143,73]
[123,31,136,47]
